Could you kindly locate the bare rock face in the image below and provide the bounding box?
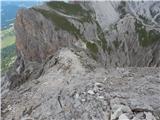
[1,1,160,120]
[14,1,160,67]
[7,1,159,89]
[15,8,76,62]
[1,49,160,120]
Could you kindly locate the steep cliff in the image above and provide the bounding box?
[4,1,158,88]
[1,1,160,120]
[14,1,160,68]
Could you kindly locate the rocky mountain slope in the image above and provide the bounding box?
[14,1,160,67]
[2,48,160,120]
[1,1,160,120]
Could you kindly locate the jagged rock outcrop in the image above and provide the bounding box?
[1,48,160,120]
[5,1,158,89]
[14,1,160,67]
[1,1,160,120]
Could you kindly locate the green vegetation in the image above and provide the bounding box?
[109,24,117,31]
[107,46,112,55]
[33,8,81,39]
[47,1,86,16]
[139,15,150,24]
[135,20,160,47]
[1,44,16,73]
[86,41,98,60]
[1,27,16,73]
[96,21,107,52]
[1,27,15,37]
[86,41,98,54]
[1,27,15,49]
[117,1,126,18]
[113,38,121,49]
[46,1,92,23]
[1,36,15,49]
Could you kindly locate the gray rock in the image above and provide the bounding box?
[4,0,160,91]
[112,104,132,113]
[1,1,160,120]
[111,104,132,120]
[134,112,145,119]
[132,117,140,120]
[111,107,123,120]
[118,114,129,120]
[87,90,95,95]
[144,112,156,120]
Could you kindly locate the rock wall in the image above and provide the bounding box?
[2,49,160,119]
[4,1,160,92]
[14,1,160,68]
[1,2,160,119]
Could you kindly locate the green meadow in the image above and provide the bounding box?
[1,27,16,73]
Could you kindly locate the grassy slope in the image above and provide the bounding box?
[34,2,101,60]
[135,20,160,47]
[1,27,16,73]
[46,1,92,23]
[1,27,15,49]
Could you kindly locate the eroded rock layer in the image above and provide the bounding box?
[1,1,160,120]
[2,48,160,120]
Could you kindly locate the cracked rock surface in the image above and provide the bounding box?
[1,1,160,120]
[2,49,160,120]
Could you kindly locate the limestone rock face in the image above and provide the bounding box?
[1,49,160,120]
[15,8,76,62]
[14,1,160,67]
[1,1,160,120]
[9,1,159,89]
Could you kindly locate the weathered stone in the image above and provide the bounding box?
[111,107,123,120]
[4,0,160,91]
[134,112,145,119]
[1,1,160,120]
[118,114,129,120]
[112,104,132,113]
[87,90,95,95]
[144,112,156,120]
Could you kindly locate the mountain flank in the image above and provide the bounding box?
[1,1,160,120]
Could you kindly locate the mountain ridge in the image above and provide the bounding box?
[1,1,160,120]
[14,1,160,68]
